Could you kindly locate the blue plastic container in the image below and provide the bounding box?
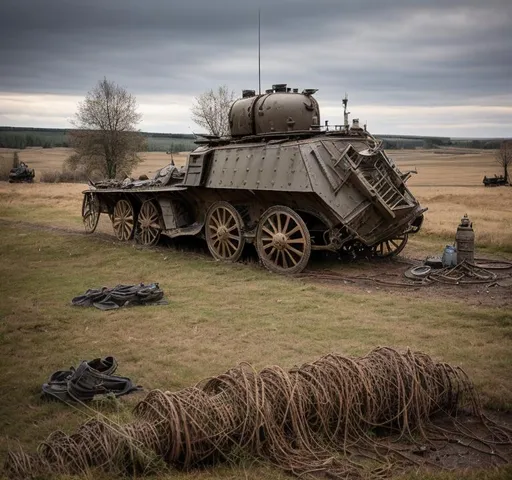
[441,245,457,267]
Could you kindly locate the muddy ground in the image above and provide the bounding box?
[301,255,512,308]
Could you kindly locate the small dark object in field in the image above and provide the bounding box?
[483,174,509,187]
[41,356,141,403]
[8,162,35,183]
[425,256,443,269]
[71,283,168,310]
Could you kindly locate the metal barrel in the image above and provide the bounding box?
[455,214,475,264]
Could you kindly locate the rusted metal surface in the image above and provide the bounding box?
[82,84,426,274]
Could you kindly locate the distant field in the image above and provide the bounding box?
[0,145,503,185]
[389,147,500,186]
[0,147,189,181]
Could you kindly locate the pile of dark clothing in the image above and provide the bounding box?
[72,283,167,310]
[42,356,142,403]
[8,162,35,183]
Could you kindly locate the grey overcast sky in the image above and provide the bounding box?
[0,0,511,136]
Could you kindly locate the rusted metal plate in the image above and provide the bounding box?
[206,144,312,192]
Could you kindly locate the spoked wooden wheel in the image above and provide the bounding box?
[136,200,162,246]
[256,206,311,274]
[372,233,408,258]
[205,201,245,262]
[112,199,135,241]
[82,192,100,234]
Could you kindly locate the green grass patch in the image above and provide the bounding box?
[0,224,511,479]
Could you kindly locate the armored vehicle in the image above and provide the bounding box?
[81,84,425,274]
[483,174,508,187]
[8,162,35,183]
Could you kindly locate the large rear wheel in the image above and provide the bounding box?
[256,206,311,274]
[82,192,100,234]
[136,200,162,246]
[205,201,245,262]
[112,199,135,241]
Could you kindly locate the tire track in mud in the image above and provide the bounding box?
[0,218,116,242]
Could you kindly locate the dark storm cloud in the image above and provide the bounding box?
[1,0,511,134]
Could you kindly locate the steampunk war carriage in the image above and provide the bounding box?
[82,84,425,274]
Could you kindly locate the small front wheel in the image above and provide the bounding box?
[82,192,100,234]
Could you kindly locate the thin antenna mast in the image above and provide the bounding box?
[342,93,350,130]
[258,8,261,94]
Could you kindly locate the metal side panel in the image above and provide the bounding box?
[205,144,312,192]
[158,197,179,229]
[300,141,368,221]
[182,150,212,187]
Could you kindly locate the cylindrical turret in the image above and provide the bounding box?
[455,214,475,264]
[229,85,320,137]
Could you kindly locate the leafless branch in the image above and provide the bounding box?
[496,140,512,182]
[190,85,236,137]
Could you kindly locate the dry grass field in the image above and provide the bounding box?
[0,147,511,480]
[0,147,188,181]
[390,148,512,253]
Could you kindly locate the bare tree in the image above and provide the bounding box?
[190,85,236,137]
[496,140,512,183]
[67,78,146,179]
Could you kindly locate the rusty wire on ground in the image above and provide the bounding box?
[300,259,512,289]
[4,347,511,479]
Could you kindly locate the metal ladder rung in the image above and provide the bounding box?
[373,176,386,189]
[391,198,405,208]
[383,189,399,202]
[381,185,394,199]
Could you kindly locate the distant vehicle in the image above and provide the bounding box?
[8,162,35,183]
[482,175,509,187]
[81,84,426,274]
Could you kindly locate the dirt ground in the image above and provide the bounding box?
[383,410,512,472]
[302,253,512,308]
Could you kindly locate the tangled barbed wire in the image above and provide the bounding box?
[5,347,511,478]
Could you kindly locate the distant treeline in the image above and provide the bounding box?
[0,127,504,151]
[377,136,503,150]
[0,127,197,152]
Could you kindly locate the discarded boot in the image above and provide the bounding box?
[67,361,140,401]
[46,356,118,383]
[42,356,141,403]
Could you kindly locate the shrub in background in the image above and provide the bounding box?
[40,167,89,184]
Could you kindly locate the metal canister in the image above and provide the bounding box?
[455,214,475,264]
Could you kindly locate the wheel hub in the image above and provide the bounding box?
[217,225,228,240]
[272,232,288,250]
